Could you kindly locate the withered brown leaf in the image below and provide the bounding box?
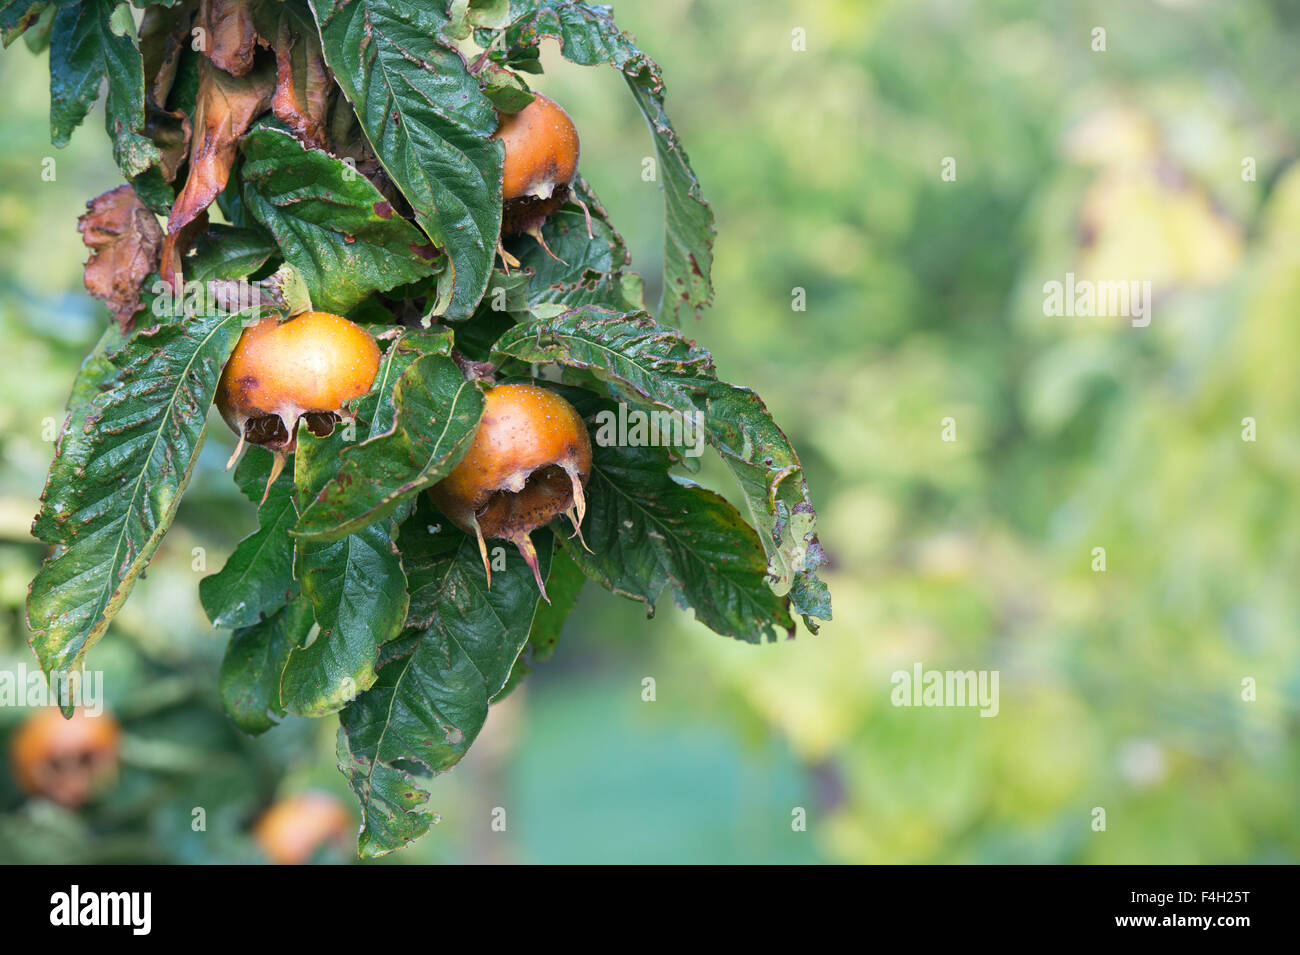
[78,185,165,333]
[198,0,261,77]
[271,14,330,149]
[163,57,273,287]
[140,4,194,181]
[141,4,189,108]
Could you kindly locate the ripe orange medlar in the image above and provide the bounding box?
[253,792,353,865]
[492,93,590,264]
[429,383,592,600]
[216,310,381,499]
[9,707,122,809]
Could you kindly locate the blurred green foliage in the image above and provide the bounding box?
[2,0,1298,863]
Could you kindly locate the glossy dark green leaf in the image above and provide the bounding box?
[507,179,643,311]
[492,306,831,629]
[49,0,159,179]
[28,308,245,678]
[199,449,299,630]
[553,388,793,642]
[282,429,409,718]
[186,224,278,283]
[219,598,315,735]
[129,166,174,216]
[525,543,584,662]
[337,504,551,857]
[293,350,484,542]
[309,0,502,318]
[497,1,714,322]
[279,340,421,717]
[494,542,585,701]
[240,124,439,315]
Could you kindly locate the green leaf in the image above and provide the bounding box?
[334,694,435,857]
[1,0,50,48]
[496,0,714,322]
[129,166,175,216]
[293,350,485,543]
[352,327,447,437]
[12,2,54,51]
[186,224,277,283]
[219,598,315,735]
[308,0,502,318]
[452,298,520,367]
[240,124,439,315]
[558,388,793,642]
[446,0,512,35]
[49,0,160,180]
[27,308,245,678]
[28,323,130,547]
[281,429,409,718]
[337,504,551,857]
[492,307,831,629]
[199,449,299,630]
[481,64,535,113]
[508,179,642,311]
[63,323,130,434]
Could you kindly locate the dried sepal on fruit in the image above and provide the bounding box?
[9,707,122,809]
[429,383,593,601]
[215,310,381,500]
[492,93,591,267]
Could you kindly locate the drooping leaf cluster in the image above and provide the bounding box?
[18,0,830,855]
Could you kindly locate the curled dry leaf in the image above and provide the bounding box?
[78,185,165,333]
[163,56,274,286]
[145,109,194,185]
[140,3,188,106]
[271,14,330,149]
[198,0,261,77]
[140,4,195,182]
